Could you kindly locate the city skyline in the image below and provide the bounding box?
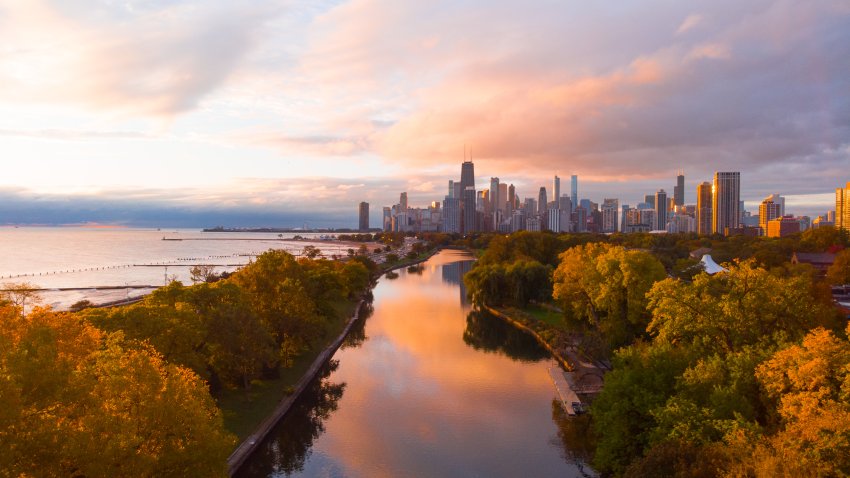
[373,158,844,235]
[1,1,848,227]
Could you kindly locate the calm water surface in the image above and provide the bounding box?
[238,250,595,478]
[0,227,358,309]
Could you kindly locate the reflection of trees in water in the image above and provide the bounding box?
[462,309,550,362]
[550,400,597,477]
[341,302,372,350]
[235,360,346,478]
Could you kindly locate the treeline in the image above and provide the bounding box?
[463,228,850,476]
[0,250,376,476]
[80,250,374,391]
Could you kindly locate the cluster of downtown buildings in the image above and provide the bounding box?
[359,161,850,238]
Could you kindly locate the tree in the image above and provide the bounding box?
[646,259,835,356]
[302,245,322,259]
[189,264,217,284]
[69,299,94,312]
[0,305,234,476]
[826,248,850,285]
[552,244,665,348]
[748,326,850,477]
[591,341,692,475]
[1,282,42,317]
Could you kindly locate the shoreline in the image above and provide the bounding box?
[482,305,606,396]
[226,298,367,476]
[226,246,445,476]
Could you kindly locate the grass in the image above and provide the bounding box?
[216,298,360,442]
[523,304,566,329]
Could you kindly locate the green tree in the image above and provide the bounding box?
[591,342,692,475]
[826,248,850,285]
[552,243,666,348]
[646,259,834,356]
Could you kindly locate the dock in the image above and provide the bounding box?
[548,367,583,416]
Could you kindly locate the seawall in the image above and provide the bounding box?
[227,298,366,476]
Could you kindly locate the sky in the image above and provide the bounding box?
[0,0,848,228]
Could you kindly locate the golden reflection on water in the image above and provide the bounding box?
[251,250,591,478]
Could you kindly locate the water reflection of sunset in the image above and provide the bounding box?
[245,250,591,477]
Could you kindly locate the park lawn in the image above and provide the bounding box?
[523,304,566,329]
[217,298,360,442]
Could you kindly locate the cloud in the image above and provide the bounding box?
[0,128,151,141]
[0,0,847,220]
[677,14,704,34]
[0,1,281,116]
[300,0,849,199]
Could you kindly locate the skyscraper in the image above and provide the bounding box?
[538,187,547,215]
[673,171,685,206]
[442,197,461,233]
[553,175,560,203]
[654,189,668,230]
[759,196,782,234]
[463,186,477,233]
[460,161,475,192]
[764,193,785,217]
[570,175,578,213]
[713,172,741,235]
[358,202,369,231]
[498,183,508,212]
[508,184,516,213]
[601,198,618,233]
[448,180,455,198]
[382,206,392,232]
[490,177,500,212]
[837,182,850,232]
[399,192,408,210]
[696,182,712,235]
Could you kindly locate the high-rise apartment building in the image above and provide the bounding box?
[358,202,369,231]
[696,182,712,235]
[498,183,508,212]
[442,197,461,234]
[382,206,392,231]
[570,175,578,213]
[490,178,500,212]
[553,175,560,203]
[538,187,547,216]
[764,194,785,216]
[601,198,618,233]
[558,195,572,213]
[759,196,782,234]
[620,204,630,232]
[713,172,741,235]
[836,182,850,232]
[462,186,477,234]
[673,171,685,206]
[654,189,668,230]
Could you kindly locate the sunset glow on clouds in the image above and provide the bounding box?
[1,0,848,226]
